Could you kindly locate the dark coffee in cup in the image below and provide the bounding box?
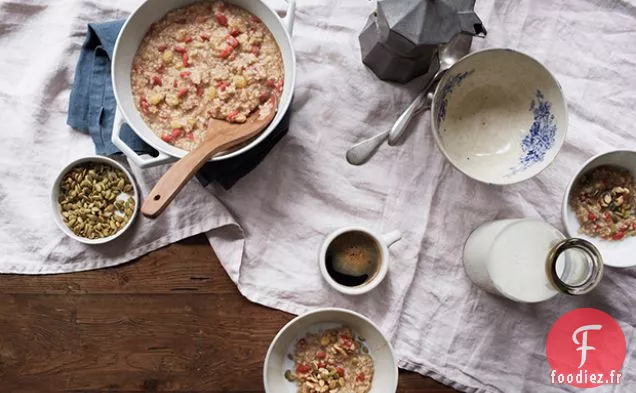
[325,231,381,287]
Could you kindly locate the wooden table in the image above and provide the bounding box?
[0,235,458,392]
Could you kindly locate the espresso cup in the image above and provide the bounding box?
[318,226,401,295]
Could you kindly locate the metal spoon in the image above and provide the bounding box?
[345,92,433,165]
[345,34,472,165]
[388,34,472,145]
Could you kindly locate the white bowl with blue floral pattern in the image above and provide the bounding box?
[431,48,567,184]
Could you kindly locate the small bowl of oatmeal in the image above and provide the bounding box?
[562,150,636,267]
[51,156,140,245]
[263,308,398,393]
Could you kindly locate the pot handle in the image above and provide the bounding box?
[281,0,296,35]
[111,108,174,169]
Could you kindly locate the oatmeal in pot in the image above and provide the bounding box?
[131,1,284,151]
[570,165,636,241]
[285,326,374,393]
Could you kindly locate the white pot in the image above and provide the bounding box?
[111,0,297,168]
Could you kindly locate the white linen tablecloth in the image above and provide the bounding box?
[1,0,635,392]
[207,1,636,392]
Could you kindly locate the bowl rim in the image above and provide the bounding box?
[262,307,399,392]
[430,47,569,185]
[561,149,636,267]
[111,0,297,163]
[50,155,140,245]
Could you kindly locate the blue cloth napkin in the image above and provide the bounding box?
[67,20,290,189]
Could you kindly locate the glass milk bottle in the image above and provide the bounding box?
[463,219,604,303]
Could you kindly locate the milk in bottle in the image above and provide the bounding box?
[463,219,603,303]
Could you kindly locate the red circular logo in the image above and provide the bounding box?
[546,308,626,388]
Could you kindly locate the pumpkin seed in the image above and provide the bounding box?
[57,162,136,240]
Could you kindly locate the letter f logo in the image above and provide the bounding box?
[573,324,602,368]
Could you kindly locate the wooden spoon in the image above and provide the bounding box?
[141,96,278,218]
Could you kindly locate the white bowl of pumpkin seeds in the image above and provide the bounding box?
[51,156,139,244]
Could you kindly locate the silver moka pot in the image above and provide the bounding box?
[360,0,487,83]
